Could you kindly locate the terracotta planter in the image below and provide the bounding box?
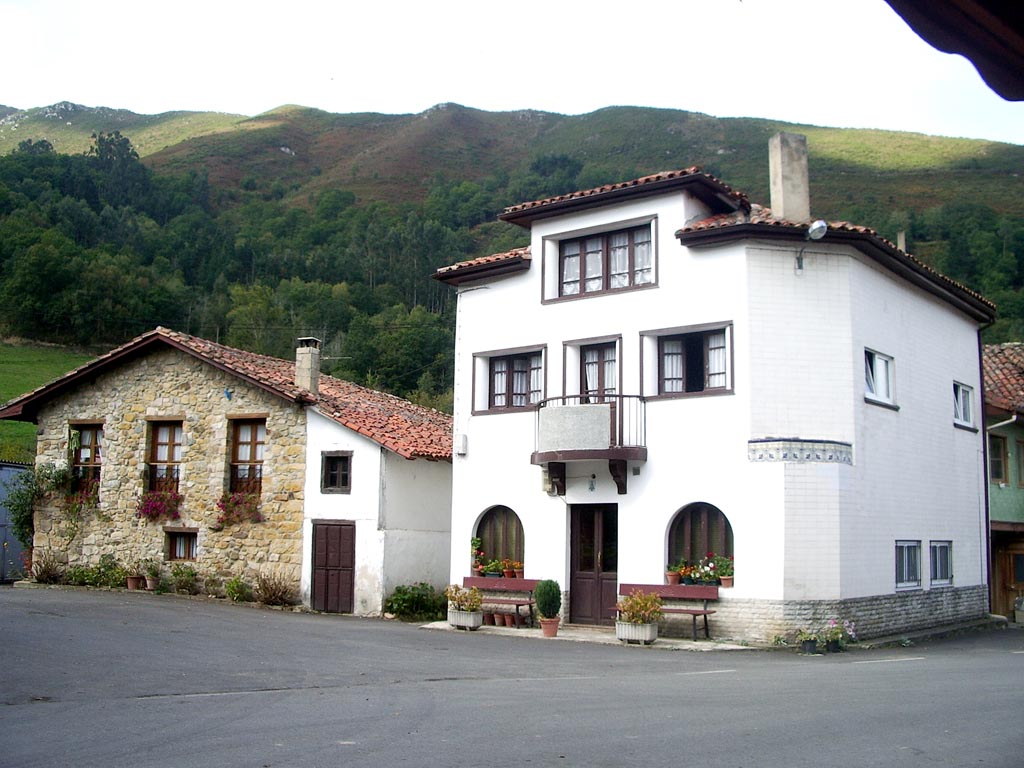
[514,569,524,578]
[126,575,144,591]
[719,575,734,588]
[503,613,516,627]
[145,576,159,591]
[483,612,495,625]
[666,571,680,585]
[502,569,516,578]
[616,621,658,645]
[539,617,560,638]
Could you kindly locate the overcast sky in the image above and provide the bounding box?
[3,0,1022,145]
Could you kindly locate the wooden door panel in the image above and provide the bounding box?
[312,522,354,613]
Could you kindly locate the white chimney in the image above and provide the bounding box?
[769,132,810,222]
[295,337,321,394]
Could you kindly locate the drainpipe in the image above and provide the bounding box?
[977,326,994,612]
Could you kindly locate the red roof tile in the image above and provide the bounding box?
[983,343,1024,414]
[433,246,531,285]
[0,328,452,461]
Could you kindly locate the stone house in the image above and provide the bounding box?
[434,133,996,642]
[981,343,1024,620]
[0,327,452,614]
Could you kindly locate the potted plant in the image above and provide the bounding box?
[679,565,696,584]
[796,628,818,654]
[482,559,503,577]
[615,588,663,644]
[500,558,516,578]
[142,558,162,590]
[534,579,562,637]
[471,537,486,576]
[713,554,734,587]
[444,584,483,630]
[666,560,685,585]
[513,561,524,579]
[125,559,145,591]
[822,618,857,651]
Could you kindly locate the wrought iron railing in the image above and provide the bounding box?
[534,394,646,453]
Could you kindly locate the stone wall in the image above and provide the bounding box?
[658,585,989,643]
[32,347,306,593]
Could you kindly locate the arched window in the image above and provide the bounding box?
[668,502,733,566]
[476,506,524,563]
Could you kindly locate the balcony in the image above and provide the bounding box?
[531,395,647,495]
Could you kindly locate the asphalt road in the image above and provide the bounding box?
[1,587,1022,768]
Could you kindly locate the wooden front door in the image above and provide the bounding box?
[312,522,355,613]
[570,504,618,625]
[993,540,1024,617]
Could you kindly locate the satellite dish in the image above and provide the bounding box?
[806,220,828,241]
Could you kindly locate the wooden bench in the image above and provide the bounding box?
[463,577,539,627]
[618,584,719,641]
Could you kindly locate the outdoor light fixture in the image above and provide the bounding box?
[806,219,827,241]
[588,474,596,492]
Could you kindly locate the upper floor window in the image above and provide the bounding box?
[71,424,103,483]
[990,434,1008,484]
[321,451,352,494]
[865,349,894,405]
[953,382,973,427]
[148,421,183,493]
[560,225,652,297]
[581,343,617,401]
[660,329,728,394]
[490,353,543,409]
[230,419,266,494]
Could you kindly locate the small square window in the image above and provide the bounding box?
[896,540,921,589]
[321,451,352,494]
[167,531,197,561]
[865,349,894,404]
[953,382,973,427]
[930,541,952,585]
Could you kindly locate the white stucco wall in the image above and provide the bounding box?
[448,185,987,632]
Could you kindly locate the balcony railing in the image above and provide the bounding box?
[531,394,647,465]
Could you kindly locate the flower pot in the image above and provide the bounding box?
[539,617,560,638]
[126,575,144,591]
[483,612,495,625]
[503,613,516,627]
[616,621,658,645]
[800,639,818,654]
[826,639,841,653]
[682,577,695,585]
[145,576,159,591]
[484,572,501,578]
[666,571,680,585]
[447,609,483,631]
[719,575,734,588]
[502,569,516,578]
[514,569,524,578]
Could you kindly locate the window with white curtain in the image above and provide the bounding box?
[896,540,921,589]
[930,541,952,585]
[953,382,973,427]
[658,327,730,395]
[489,352,543,409]
[559,224,653,297]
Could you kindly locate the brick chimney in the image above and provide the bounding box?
[769,132,810,222]
[295,337,321,394]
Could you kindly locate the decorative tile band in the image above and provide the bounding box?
[747,439,853,464]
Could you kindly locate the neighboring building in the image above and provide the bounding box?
[0,461,29,582]
[982,343,1024,619]
[0,328,452,614]
[435,133,996,642]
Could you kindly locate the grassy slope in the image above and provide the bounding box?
[0,343,93,463]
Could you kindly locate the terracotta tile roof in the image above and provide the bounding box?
[677,204,996,323]
[0,327,452,461]
[433,246,531,285]
[983,343,1024,414]
[499,167,749,224]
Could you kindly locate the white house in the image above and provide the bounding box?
[434,133,995,641]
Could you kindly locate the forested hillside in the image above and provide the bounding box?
[2,102,1024,417]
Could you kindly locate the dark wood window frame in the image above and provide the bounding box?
[488,351,543,410]
[581,342,617,401]
[990,433,1008,484]
[476,506,524,564]
[166,528,198,561]
[668,503,734,566]
[71,423,103,483]
[1017,440,1024,489]
[230,419,266,494]
[321,451,353,494]
[558,224,653,297]
[658,327,729,396]
[148,421,183,493]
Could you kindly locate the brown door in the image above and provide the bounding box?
[570,504,618,625]
[312,522,355,613]
[994,543,1024,617]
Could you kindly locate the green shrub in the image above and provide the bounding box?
[65,564,95,586]
[224,575,252,603]
[385,583,447,621]
[95,554,127,588]
[32,551,65,584]
[170,563,200,594]
[255,571,296,606]
[534,579,561,619]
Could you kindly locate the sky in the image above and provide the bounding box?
[2,0,1022,145]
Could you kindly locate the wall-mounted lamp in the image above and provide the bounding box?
[224,388,232,400]
[806,220,827,241]
[588,474,597,492]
